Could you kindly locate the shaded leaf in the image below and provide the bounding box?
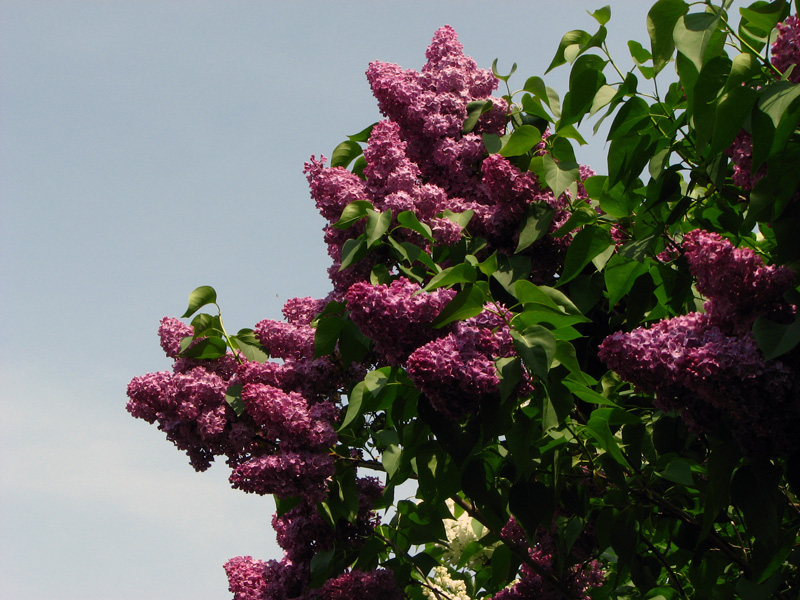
[559,226,615,284]
[516,203,556,253]
[431,285,486,328]
[647,0,689,73]
[512,325,556,381]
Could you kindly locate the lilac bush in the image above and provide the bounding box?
[130,5,800,599]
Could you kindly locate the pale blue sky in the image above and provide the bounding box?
[1,2,653,598]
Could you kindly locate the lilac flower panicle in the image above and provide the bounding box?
[225,556,307,600]
[304,155,369,222]
[224,556,269,600]
[724,130,765,191]
[314,569,402,600]
[599,229,799,453]
[345,277,457,364]
[273,503,334,563]
[282,297,326,326]
[158,316,193,358]
[229,450,334,501]
[772,15,800,83]
[254,319,316,360]
[126,371,172,424]
[241,383,337,449]
[363,120,421,197]
[683,229,794,325]
[406,304,526,418]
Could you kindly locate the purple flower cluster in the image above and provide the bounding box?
[254,319,316,360]
[128,296,346,485]
[312,569,402,600]
[345,277,456,364]
[126,332,237,472]
[772,15,800,83]
[683,229,795,327]
[303,26,595,295]
[406,304,528,419]
[225,472,389,600]
[599,230,798,453]
[724,130,765,191]
[283,297,326,326]
[495,518,604,600]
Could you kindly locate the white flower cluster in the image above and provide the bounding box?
[422,566,471,600]
[441,499,494,568]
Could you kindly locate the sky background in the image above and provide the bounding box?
[1,2,655,598]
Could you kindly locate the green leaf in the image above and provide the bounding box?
[225,383,246,417]
[589,5,611,25]
[553,341,591,381]
[709,85,759,156]
[586,412,630,467]
[552,205,598,237]
[512,325,556,381]
[396,211,434,242]
[314,315,344,358]
[230,335,270,363]
[516,202,555,253]
[607,96,651,141]
[754,314,800,360]
[660,458,695,486]
[492,58,517,81]
[365,209,392,247]
[607,132,656,189]
[547,30,592,72]
[628,40,653,65]
[482,133,503,155]
[753,81,800,169]
[190,313,222,337]
[338,319,371,366]
[619,234,657,261]
[330,140,362,169]
[180,336,227,359]
[523,76,562,118]
[563,378,619,407]
[693,56,731,149]
[463,100,494,134]
[560,54,607,128]
[498,125,542,157]
[339,237,367,271]
[726,52,761,91]
[431,285,486,328]
[647,0,689,73]
[347,123,376,143]
[340,382,366,430]
[604,253,650,308]
[333,200,374,229]
[673,12,727,73]
[740,0,789,36]
[423,263,477,291]
[559,226,615,284]
[529,153,579,200]
[440,208,474,229]
[590,84,618,116]
[181,285,217,318]
[515,282,588,322]
[382,444,402,480]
